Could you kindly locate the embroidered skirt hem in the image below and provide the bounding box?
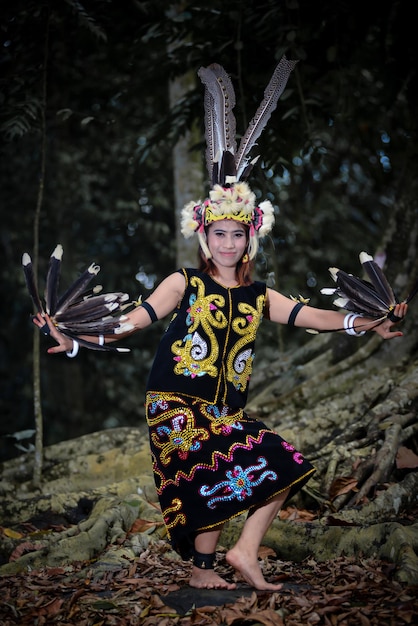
[146,391,316,559]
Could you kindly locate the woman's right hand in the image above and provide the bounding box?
[32,313,74,354]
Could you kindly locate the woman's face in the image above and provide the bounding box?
[206,220,247,269]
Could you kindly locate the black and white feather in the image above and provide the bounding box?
[22,245,134,352]
[198,63,237,185]
[198,56,298,186]
[321,251,417,327]
[235,56,298,181]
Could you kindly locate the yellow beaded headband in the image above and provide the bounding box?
[180,57,297,260]
[181,181,275,260]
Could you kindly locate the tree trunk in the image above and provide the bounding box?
[170,66,203,268]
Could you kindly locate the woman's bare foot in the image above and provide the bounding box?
[226,546,282,591]
[189,566,236,589]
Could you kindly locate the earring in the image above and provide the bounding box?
[241,253,249,264]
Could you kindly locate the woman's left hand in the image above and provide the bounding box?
[373,303,408,339]
[32,312,74,353]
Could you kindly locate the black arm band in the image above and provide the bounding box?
[387,309,402,322]
[288,302,305,327]
[141,301,158,323]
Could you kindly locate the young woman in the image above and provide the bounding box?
[34,180,407,592]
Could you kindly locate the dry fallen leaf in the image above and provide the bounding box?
[396,446,418,469]
[329,476,358,501]
[279,506,317,522]
[129,518,163,533]
[258,545,277,559]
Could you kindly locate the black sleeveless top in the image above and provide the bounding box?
[146,268,267,408]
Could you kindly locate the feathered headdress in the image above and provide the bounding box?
[181,56,298,260]
[23,245,136,352]
[319,251,417,332]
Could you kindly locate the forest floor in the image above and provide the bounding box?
[1,477,417,626]
[1,529,417,625]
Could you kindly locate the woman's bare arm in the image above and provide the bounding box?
[33,271,186,354]
[266,288,407,339]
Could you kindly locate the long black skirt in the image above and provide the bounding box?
[145,391,316,559]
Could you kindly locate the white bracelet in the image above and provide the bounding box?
[66,339,80,358]
[344,313,354,335]
[98,335,105,346]
[344,313,366,336]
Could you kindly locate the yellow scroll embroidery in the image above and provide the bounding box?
[226,295,265,391]
[171,276,227,378]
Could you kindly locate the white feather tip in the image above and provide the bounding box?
[88,263,101,276]
[51,244,64,260]
[22,252,31,266]
[359,251,373,264]
[328,267,339,281]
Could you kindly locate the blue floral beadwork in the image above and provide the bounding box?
[199,456,277,509]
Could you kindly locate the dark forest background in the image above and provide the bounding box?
[1,0,416,461]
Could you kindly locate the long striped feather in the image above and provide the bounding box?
[235,56,298,179]
[45,244,63,316]
[203,88,217,182]
[198,64,237,181]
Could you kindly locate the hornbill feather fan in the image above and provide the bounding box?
[317,251,417,333]
[22,245,136,352]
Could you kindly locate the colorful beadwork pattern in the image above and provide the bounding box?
[145,269,316,560]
